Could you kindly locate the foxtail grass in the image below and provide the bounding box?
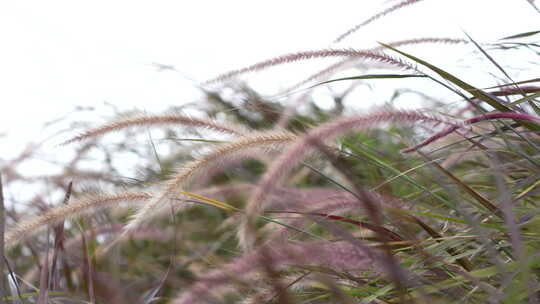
[5,192,150,248]
[124,131,297,233]
[5,2,540,303]
[61,111,246,145]
[204,49,414,85]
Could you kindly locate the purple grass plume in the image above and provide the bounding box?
[401,112,540,153]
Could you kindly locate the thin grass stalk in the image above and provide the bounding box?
[402,112,540,153]
[37,229,50,304]
[489,152,524,259]
[79,222,96,304]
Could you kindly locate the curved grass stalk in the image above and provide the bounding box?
[402,112,540,153]
[62,112,246,145]
[204,49,414,85]
[275,37,467,128]
[5,192,151,248]
[334,0,425,43]
[279,37,467,96]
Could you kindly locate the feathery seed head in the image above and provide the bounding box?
[334,0,425,43]
[5,192,151,248]
[62,112,246,145]
[124,131,298,233]
[204,49,415,85]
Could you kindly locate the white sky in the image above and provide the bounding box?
[0,0,538,157]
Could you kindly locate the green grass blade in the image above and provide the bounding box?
[341,141,461,212]
[464,32,515,85]
[309,74,427,88]
[379,43,510,111]
[508,90,540,106]
[380,42,540,134]
[417,152,501,217]
[500,30,540,40]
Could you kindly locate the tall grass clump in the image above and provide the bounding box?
[2,1,540,303]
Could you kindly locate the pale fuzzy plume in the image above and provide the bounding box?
[62,112,246,145]
[5,192,151,248]
[275,37,467,128]
[123,131,297,233]
[204,49,414,85]
[280,37,467,95]
[172,242,373,304]
[240,109,461,250]
[381,37,468,48]
[334,0,425,43]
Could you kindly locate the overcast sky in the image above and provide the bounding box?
[1,1,538,157]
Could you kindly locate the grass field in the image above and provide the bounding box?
[2,1,540,303]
